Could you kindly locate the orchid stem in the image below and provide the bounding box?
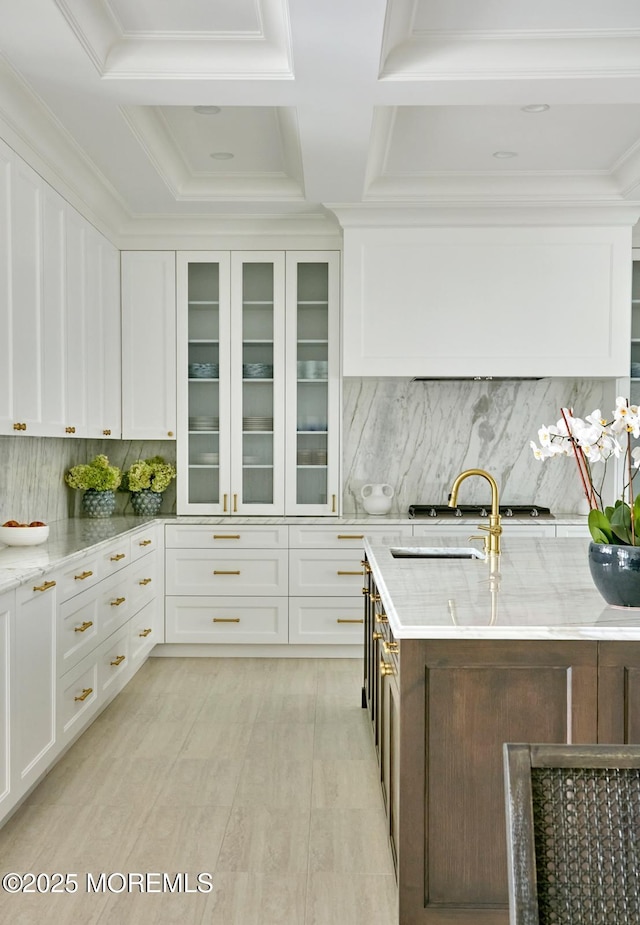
[560,407,598,510]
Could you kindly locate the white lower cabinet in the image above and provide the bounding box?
[0,590,13,820]
[289,597,364,645]
[12,577,57,798]
[1,524,163,828]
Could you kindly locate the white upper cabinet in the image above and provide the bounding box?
[176,251,341,516]
[121,251,177,440]
[0,138,120,438]
[342,225,632,379]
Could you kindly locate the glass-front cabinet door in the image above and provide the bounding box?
[230,253,285,514]
[285,252,340,515]
[176,252,231,514]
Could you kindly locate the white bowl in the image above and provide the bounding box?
[0,524,50,546]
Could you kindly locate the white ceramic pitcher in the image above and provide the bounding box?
[361,483,394,515]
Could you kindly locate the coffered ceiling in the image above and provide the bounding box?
[2,0,640,234]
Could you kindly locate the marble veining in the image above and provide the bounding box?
[342,377,616,515]
[365,534,640,640]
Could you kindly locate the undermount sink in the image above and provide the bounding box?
[390,546,486,560]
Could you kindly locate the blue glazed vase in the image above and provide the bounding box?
[588,542,640,608]
[81,488,116,518]
[130,489,163,516]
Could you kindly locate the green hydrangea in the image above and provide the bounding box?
[65,454,122,491]
[121,456,176,493]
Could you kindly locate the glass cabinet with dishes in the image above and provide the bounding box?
[176,250,339,516]
[631,253,640,407]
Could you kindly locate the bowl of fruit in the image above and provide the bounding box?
[0,521,49,546]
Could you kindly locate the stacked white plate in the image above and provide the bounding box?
[189,363,219,379]
[197,453,219,465]
[243,363,273,379]
[243,416,273,431]
[189,416,219,431]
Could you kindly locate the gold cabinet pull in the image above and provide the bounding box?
[102,429,111,435]
[332,494,336,513]
[110,654,126,667]
[223,493,228,512]
[213,617,240,623]
[337,618,364,624]
[360,559,372,573]
[138,539,152,547]
[138,628,152,637]
[33,580,56,593]
[371,593,381,602]
[214,534,240,539]
[372,631,383,640]
[213,570,241,575]
[74,687,93,702]
[337,570,362,576]
[110,553,126,562]
[362,587,369,596]
[167,431,174,437]
[74,620,93,633]
[337,534,364,540]
[74,570,93,581]
[379,660,395,677]
[110,596,126,606]
[65,426,76,434]
[13,422,26,431]
[233,493,238,512]
[383,640,399,653]
[375,613,388,624]
[138,578,152,586]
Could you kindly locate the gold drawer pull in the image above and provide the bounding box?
[376,613,388,624]
[138,578,152,586]
[65,426,76,434]
[337,618,364,624]
[74,570,93,581]
[213,570,241,575]
[213,617,241,623]
[74,620,93,633]
[103,429,111,436]
[138,539,152,547]
[371,593,381,602]
[337,570,362,576]
[360,559,372,572]
[372,631,383,640]
[138,628,152,637]
[384,640,399,653]
[111,597,126,606]
[362,587,369,596]
[337,534,364,540]
[33,580,56,593]
[110,654,126,667]
[214,534,241,539]
[110,553,126,562]
[74,687,93,702]
[379,660,395,677]
[13,422,27,431]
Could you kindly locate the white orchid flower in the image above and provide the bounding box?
[633,446,640,469]
[537,426,553,447]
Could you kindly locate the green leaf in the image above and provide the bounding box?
[588,509,616,544]
[610,502,633,544]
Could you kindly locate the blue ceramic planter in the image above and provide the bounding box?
[588,542,640,608]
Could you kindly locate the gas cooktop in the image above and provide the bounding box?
[408,504,553,519]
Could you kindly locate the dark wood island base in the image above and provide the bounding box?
[363,558,640,925]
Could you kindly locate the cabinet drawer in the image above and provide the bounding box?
[289,525,411,548]
[58,590,100,675]
[129,523,159,562]
[289,549,365,596]
[129,598,162,665]
[99,537,132,577]
[98,625,131,700]
[56,555,101,602]
[165,525,288,549]
[58,654,99,745]
[166,549,288,596]
[289,597,364,645]
[127,556,158,616]
[97,573,135,641]
[165,596,288,644]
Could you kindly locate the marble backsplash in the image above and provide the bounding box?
[0,437,177,525]
[342,377,618,515]
[0,377,620,522]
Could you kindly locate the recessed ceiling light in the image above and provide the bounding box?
[210,152,234,160]
[521,104,550,113]
[193,106,221,115]
[493,151,518,159]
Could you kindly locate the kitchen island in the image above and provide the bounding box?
[362,535,640,925]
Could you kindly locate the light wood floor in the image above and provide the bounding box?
[0,657,398,924]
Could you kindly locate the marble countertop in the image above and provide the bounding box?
[364,534,640,641]
[0,512,590,597]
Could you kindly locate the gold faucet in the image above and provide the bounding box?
[448,468,502,555]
